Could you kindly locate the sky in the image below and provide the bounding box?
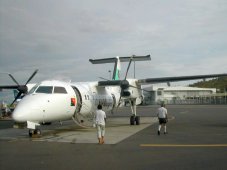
[0,0,227,102]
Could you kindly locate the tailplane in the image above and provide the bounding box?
[89,55,151,80]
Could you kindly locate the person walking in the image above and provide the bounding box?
[157,103,168,135]
[95,104,106,144]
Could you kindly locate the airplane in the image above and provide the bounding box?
[0,54,227,137]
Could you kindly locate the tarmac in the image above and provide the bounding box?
[0,117,157,144]
[0,105,227,170]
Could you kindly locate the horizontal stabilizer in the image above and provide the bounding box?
[89,55,151,64]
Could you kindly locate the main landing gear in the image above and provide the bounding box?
[130,115,140,125]
[28,129,41,137]
[129,99,140,125]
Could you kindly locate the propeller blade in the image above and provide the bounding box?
[117,87,123,108]
[98,77,109,81]
[10,91,22,106]
[0,85,20,90]
[117,94,122,108]
[8,74,20,86]
[25,69,38,85]
[124,57,133,80]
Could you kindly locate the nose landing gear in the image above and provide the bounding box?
[28,129,41,137]
[130,115,140,125]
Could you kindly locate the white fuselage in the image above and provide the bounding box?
[12,79,142,128]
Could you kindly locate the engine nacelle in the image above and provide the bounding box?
[121,90,131,97]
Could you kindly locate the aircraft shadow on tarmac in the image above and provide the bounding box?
[0,117,158,144]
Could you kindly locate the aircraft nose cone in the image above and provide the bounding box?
[12,95,34,122]
[12,112,22,122]
[12,107,29,122]
[12,94,44,123]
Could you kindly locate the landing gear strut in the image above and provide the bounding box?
[129,99,140,125]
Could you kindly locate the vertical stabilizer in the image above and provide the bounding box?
[112,56,121,80]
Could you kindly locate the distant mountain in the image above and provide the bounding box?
[189,77,227,93]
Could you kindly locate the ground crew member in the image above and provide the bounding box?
[157,103,168,135]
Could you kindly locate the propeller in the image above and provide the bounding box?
[124,56,133,80]
[0,69,38,106]
[117,55,151,107]
[98,77,110,81]
[95,55,151,108]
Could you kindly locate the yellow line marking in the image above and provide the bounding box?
[140,144,227,147]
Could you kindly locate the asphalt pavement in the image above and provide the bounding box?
[0,105,227,170]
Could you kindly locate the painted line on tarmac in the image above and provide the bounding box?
[140,144,227,147]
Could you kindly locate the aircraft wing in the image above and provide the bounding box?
[97,74,227,87]
[137,73,227,85]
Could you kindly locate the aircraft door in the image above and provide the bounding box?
[71,86,82,114]
[71,86,95,127]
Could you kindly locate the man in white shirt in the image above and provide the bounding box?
[95,104,106,144]
[157,103,168,135]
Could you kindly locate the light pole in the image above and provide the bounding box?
[134,61,135,78]
[225,86,227,104]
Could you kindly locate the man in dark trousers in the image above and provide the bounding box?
[157,103,168,135]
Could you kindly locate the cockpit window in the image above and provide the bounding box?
[35,86,53,94]
[54,86,67,94]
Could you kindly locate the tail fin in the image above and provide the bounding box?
[113,56,121,80]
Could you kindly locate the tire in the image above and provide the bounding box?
[135,116,140,125]
[34,129,41,135]
[28,129,33,137]
[130,115,135,125]
[36,129,41,135]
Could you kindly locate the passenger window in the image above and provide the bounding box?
[36,86,53,94]
[54,87,67,94]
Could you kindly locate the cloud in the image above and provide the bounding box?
[0,0,226,85]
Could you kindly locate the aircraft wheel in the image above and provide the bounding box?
[34,129,41,135]
[135,116,140,125]
[130,115,135,125]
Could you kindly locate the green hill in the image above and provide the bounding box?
[189,77,227,93]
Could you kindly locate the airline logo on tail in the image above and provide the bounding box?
[113,56,121,80]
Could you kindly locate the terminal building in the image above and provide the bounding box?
[142,85,226,105]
